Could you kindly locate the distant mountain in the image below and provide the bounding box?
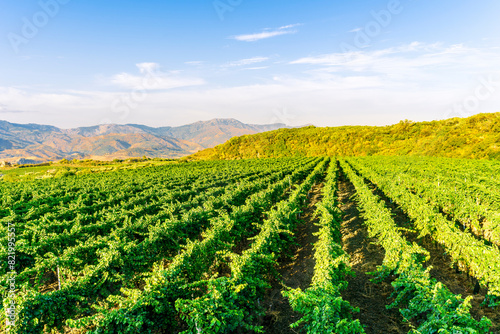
[189,113,500,161]
[0,119,288,164]
[125,118,286,148]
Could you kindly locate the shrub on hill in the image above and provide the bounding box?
[190,113,500,160]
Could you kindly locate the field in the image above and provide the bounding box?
[0,159,174,182]
[1,157,499,334]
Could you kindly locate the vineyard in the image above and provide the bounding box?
[1,157,499,333]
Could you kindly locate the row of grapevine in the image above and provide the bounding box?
[0,161,219,218]
[340,159,492,333]
[353,156,500,246]
[11,165,280,281]
[346,158,500,304]
[1,158,316,333]
[0,160,281,277]
[402,156,500,189]
[283,159,365,333]
[0,159,301,224]
[174,158,329,333]
[0,159,299,246]
[64,158,323,334]
[395,170,499,246]
[1,168,251,281]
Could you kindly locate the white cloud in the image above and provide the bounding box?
[278,23,302,30]
[232,24,301,42]
[224,57,269,67]
[110,62,205,90]
[136,62,160,74]
[290,43,500,81]
[185,61,205,66]
[233,30,293,42]
[243,66,269,70]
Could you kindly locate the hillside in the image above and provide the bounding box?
[0,119,287,163]
[190,113,500,160]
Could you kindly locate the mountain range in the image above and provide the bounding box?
[0,119,288,164]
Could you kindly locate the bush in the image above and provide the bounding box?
[54,168,75,178]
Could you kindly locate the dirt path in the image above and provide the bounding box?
[338,171,410,334]
[262,182,324,333]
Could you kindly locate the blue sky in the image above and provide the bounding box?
[1,0,499,128]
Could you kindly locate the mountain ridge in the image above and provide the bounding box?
[0,118,288,163]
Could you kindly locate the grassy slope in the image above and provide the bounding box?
[189,113,500,160]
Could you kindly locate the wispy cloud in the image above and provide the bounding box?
[0,103,29,113]
[224,56,269,67]
[244,66,269,70]
[289,42,500,80]
[136,62,160,74]
[278,24,302,30]
[185,61,205,66]
[232,24,301,42]
[110,62,205,90]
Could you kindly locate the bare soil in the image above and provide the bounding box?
[261,183,324,333]
[38,270,59,293]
